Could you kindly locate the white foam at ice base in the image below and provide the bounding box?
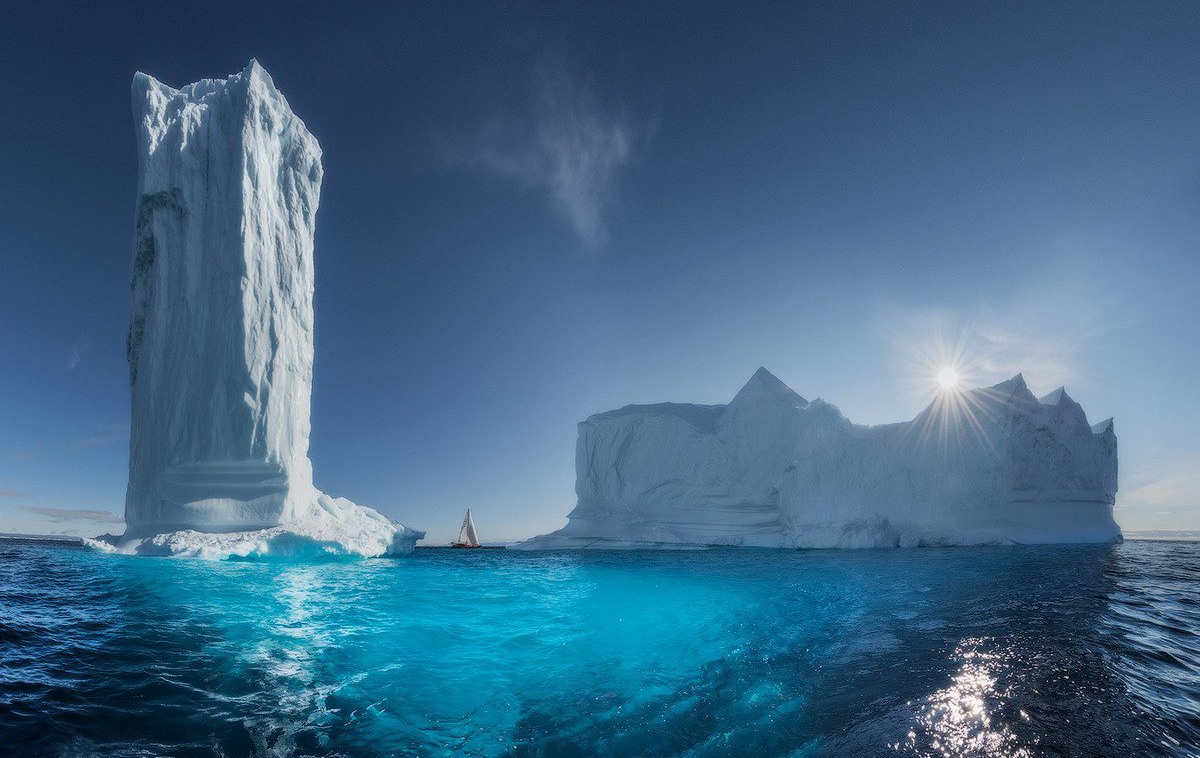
[518,368,1120,550]
[92,61,422,558]
[85,494,423,559]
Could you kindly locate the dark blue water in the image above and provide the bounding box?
[1,540,1197,757]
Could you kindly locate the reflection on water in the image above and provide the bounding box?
[0,541,1197,756]
[908,638,1031,758]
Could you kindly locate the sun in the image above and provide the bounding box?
[937,367,960,390]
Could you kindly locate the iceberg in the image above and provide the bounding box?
[88,61,422,558]
[518,368,1120,549]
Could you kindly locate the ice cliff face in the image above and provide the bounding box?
[91,61,422,558]
[519,368,1120,549]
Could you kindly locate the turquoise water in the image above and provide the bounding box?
[1,541,1197,756]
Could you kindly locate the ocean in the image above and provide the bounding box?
[1,539,1197,756]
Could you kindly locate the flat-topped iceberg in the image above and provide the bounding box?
[519,368,1120,549]
[88,61,422,558]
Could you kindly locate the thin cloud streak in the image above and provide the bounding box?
[0,489,33,499]
[465,59,639,249]
[22,506,123,524]
[6,448,45,462]
[70,436,122,449]
[69,421,128,449]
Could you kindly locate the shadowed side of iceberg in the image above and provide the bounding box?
[517,368,1121,550]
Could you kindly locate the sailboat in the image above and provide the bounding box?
[451,509,482,548]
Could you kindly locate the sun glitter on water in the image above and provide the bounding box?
[937,367,960,390]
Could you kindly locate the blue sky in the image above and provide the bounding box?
[1,2,1197,543]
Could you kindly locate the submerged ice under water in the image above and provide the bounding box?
[1,541,1197,756]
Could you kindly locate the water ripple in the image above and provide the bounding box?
[0,541,1197,756]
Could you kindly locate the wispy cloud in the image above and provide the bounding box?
[66,337,91,371]
[460,58,641,249]
[22,506,123,524]
[71,421,129,449]
[0,489,32,499]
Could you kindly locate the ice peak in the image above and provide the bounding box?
[131,70,169,108]
[240,58,278,92]
[1092,417,1114,435]
[1040,386,1069,405]
[730,367,808,409]
[985,372,1036,402]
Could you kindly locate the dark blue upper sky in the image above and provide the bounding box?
[1,1,1198,541]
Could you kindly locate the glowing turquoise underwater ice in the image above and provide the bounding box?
[2,541,1198,756]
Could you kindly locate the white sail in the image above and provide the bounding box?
[457,509,480,546]
[465,511,479,546]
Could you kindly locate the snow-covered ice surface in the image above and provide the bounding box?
[519,368,1120,550]
[87,61,421,558]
